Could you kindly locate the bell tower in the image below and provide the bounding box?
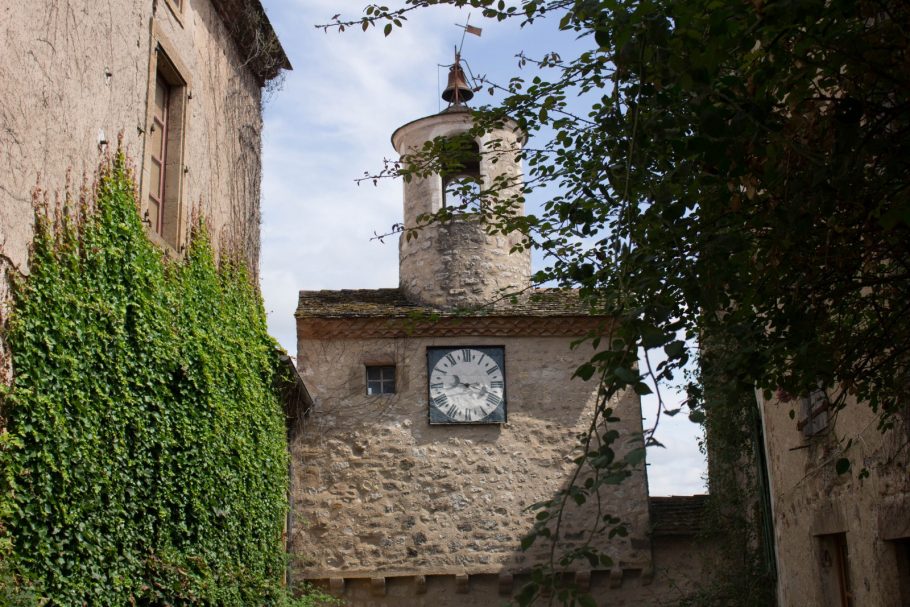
[391,54,531,308]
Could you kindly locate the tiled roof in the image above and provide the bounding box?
[649,495,709,536]
[295,288,594,319]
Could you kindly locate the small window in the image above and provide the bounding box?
[798,386,829,437]
[366,366,395,395]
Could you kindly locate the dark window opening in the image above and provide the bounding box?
[819,533,853,607]
[366,366,395,395]
[441,138,481,209]
[895,538,910,605]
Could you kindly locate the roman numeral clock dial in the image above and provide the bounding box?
[427,346,506,424]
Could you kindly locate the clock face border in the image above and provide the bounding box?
[426,346,507,425]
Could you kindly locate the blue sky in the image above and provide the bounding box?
[257,0,706,496]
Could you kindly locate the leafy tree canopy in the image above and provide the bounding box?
[329,0,910,433]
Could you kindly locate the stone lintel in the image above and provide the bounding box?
[810,501,846,536]
[370,577,386,596]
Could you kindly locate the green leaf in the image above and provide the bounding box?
[624,447,647,466]
[574,363,596,380]
[633,382,653,395]
[663,340,685,358]
[613,366,639,384]
[2,151,292,603]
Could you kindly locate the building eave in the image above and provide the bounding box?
[295,287,596,319]
[210,0,292,85]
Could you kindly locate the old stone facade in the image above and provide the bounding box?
[0,0,288,276]
[292,91,710,605]
[0,0,287,385]
[757,392,910,606]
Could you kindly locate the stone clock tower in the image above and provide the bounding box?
[392,88,531,308]
[289,57,698,606]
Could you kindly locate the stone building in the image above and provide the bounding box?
[757,390,910,605]
[291,62,708,606]
[0,0,288,383]
[0,0,288,279]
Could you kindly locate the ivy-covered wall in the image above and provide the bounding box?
[0,154,292,605]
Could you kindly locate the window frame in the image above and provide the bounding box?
[142,26,190,253]
[163,0,186,26]
[148,73,170,237]
[817,532,853,607]
[366,365,396,396]
[797,386,830,437]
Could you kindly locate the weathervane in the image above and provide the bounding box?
[455,14,482,56]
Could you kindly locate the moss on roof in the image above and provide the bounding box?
[295,288,594,319]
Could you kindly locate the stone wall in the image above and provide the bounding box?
[0,0,267,276]
[308,562,707,607]
[0,0,280,389]
[758,392,910,605]
[399,219,532,310]
[291,331,654,604]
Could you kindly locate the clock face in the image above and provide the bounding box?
[427,346,506,424]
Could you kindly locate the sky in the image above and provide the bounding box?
[257,0,707,496]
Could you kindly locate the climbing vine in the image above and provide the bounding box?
[0,153,328,605]
[680,346,776,607]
